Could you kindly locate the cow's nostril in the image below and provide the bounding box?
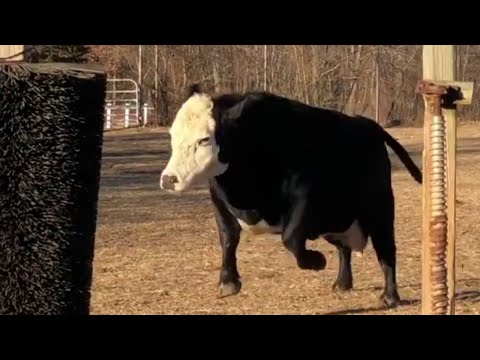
[161,175,179,190]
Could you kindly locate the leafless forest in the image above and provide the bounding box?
[88,45,480,126]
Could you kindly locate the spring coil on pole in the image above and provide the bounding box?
[429,114,449,315]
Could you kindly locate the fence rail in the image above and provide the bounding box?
[104,102,154,130]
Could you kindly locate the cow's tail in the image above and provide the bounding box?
[381,127,423,184]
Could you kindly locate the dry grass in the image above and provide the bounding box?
[90,124,480,315]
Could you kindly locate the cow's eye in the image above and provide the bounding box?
[197,137,210,146]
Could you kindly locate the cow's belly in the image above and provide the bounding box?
[225,203,283,236]
[237,218,282,235]
[237,217,367,254]
[221,189,367,253]
[320,220,368,255]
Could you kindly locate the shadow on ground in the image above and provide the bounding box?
[321,298,421,315]
[321,279,480,315]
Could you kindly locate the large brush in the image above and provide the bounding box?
[0,63,106,315]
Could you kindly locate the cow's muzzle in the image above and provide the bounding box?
[160,174,179,190]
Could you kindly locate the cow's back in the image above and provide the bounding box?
[228,93,387,185]
[215,93,391,234]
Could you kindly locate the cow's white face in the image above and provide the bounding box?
[160,93,228,192]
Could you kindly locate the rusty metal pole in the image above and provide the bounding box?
[417,81,462,315]
[418,82,449,315]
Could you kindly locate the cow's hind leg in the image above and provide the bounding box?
[324,235,353,292]
[371,226,400,307]
[366,200,401,308]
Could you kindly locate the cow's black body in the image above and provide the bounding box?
[198,88,421,307]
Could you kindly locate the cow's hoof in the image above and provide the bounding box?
[332,279,353,293]
[218,281,242,298]
[379,290,401,308]
[298,250,327,271]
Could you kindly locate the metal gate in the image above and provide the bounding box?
[104,78,140,130]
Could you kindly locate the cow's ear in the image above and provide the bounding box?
[185,83,202,99]
[222,94,259,121]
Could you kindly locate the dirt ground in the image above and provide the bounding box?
[90,124,480,315]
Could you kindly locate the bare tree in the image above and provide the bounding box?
[87,45,480,127]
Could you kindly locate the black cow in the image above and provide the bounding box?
[160,84,422,308]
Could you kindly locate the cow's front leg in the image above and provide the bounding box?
[217,222,241,298]
[282,195,326,271]
[209,184,242,298]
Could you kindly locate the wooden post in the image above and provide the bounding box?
[0,45,24,61]
[420,46,473,315]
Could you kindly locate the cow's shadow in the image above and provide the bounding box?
[321,281,480,315]
[322,298,421,315]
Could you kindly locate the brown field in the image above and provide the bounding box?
[90,124,480,315]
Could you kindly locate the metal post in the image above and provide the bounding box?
[143,103,148,127]
[420,45,473,315]
[106,103,112,129]
[125,102,130,128]
[417,80,469,315]
[138,45,143,125]
[418,82,449,315]
[419,45,474,315]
